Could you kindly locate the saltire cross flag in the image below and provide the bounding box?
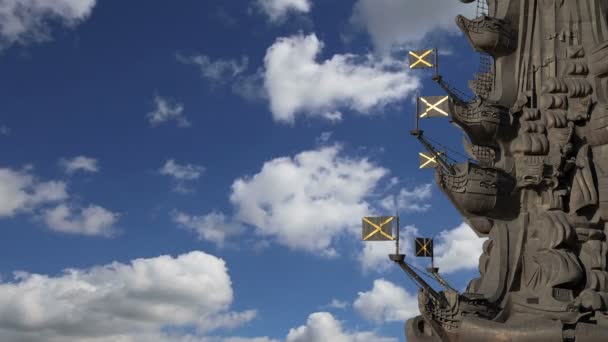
[409,49,435,69]
[418,96,450,118]
[419,152,442,169]
[415,237,433,257]
[362,216,396,241]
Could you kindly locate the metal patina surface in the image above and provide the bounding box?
[406,0,608,341]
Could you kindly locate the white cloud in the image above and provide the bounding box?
[159,159,206,193]
[316,131,333,145]
[0,333,276,342]
[286,312,397,342]
[263,33,420,123]
[0,166,119,236]
[0,251,258,342]
[178,53,266,102]
[323,111,343,122]
[210,338,277,342]
[0,167,67,217]
[353,279,419,324]
[176,53,248,83]
[380,184,432,213]
[0,0,96,49]
[14,335,280,342]
[212,339,277,342]
[173,211,245,247]
[160,159,205,180]
[359,225,417,273]
[324,298,349,310]
[147,95,190,128]
[256,0,311,22]
[28,180,69,205]
[60,156,99,174]
[231,70,267,101]
[43,204,119,237]
[350,0,476,54]
[230,145,388,256]
[435,222,485,273]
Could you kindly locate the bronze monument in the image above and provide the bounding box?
[402,0,608,341]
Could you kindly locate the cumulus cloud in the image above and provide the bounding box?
[0,0,96,49]
[380,184,432,213]
[286,312,396,342]
[172,211,245,247]
[177,53,248,83]
[263,33,419,123]
[43,204,119,237]
[211,339,277,342]
[159,159,205,193]
[0,167,67,217]
[256,0,311,22]
[0,251,260,342]
[208,338,277,342]
[0,333,275,342]
[353,279,419,324]
[160,159,205,180]
[324,298,349,310]
[231,70,267,101]
[60,156,99,174]
[0,165,118,236]
[435,222,485,273]
[175,145,424,256]
[178,53,266,102]
[230,145,388,256]
[172,144,436,258]
[20,335,280,342]
[147,95,191,128]
[350,0,476,54]
[316,131,333,145]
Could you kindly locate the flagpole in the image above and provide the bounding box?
[395,211,400,255]
[434,48,439,79]
[415,93,420,132]
[431,239,435,269]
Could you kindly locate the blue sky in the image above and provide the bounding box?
[0,0,485,341]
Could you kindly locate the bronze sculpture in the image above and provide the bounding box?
[404,0,608,340]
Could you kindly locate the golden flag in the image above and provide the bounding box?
[409,49,434,69]
[419,96,450,118]
[415,238,433,257]
[362,216,395,241]
[419,152,441,169]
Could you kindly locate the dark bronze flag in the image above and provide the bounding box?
[415,238,433,257]
[418,96,450,118]
[362,216,395,241]
[409,49,434,69]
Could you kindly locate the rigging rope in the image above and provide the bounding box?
[401,264,425,291]
[424,135,470,163]
[406,260,444,286]
[474,1,495,99]
[440,77,475,103]
[476,0,488,16]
